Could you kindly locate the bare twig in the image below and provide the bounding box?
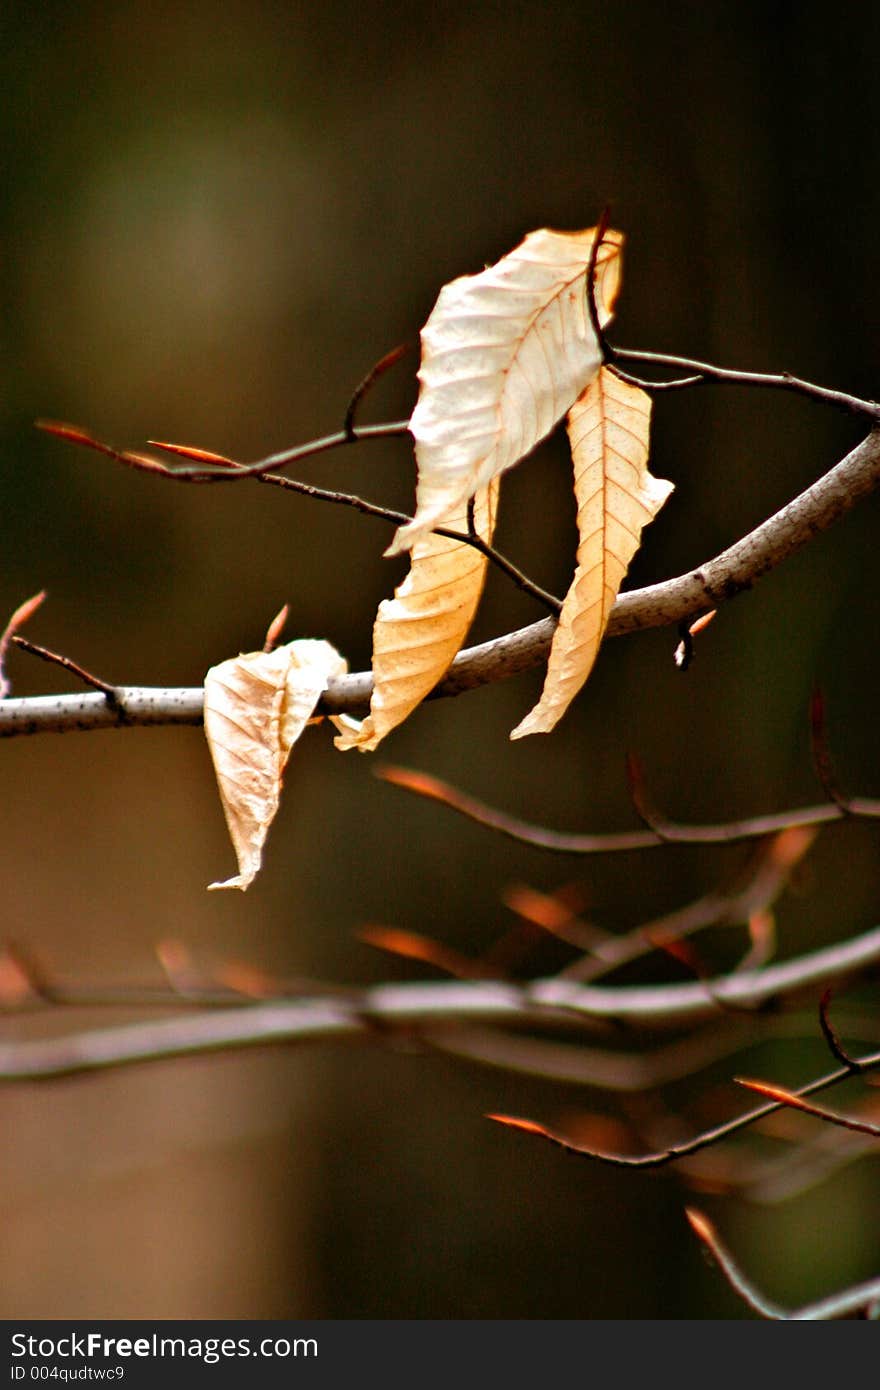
[686,1208,880,1319]
[685,1208,789,1318]
[2,924,880,1080]
[737,1101,880,1205]
[36,417,413,482]
[626,751,879,846]
[734,1077,880,1138]
[377,762,880,854]
[809,687,853,811]
[7,423,880,738]
[366,832,805,992]
[608,348,880,420]
[487,1034,880,1173]
[343,344,410,441]
[818,988,863,1072]
[377,764,666,852]
[558,827,814,984]
[585,207,612,360]
[0,942,347,1013]
[606,363,704,393]
[11,636,122,708]
[40,420,562,616]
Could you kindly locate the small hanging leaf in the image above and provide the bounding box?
[511,368,673,738]
[204,637,347,890]
[387,225,622,556]
[335,483,498,753]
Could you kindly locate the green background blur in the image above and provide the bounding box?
[2,0,880,1318]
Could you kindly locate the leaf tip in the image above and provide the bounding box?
[207,874,254,892]
[383,527,412,558]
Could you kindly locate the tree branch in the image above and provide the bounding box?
[609,349,880,418]
[376,764,880,854]
[2,923,880,1079]
[686,1208,880,1319]
[4,427,879,738]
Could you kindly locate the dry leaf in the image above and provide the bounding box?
[204,637,347,890]
[334,482,498,753]
[510,368,672,738]
[388,225,622,555]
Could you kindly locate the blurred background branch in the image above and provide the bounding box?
[3,919,880,1080]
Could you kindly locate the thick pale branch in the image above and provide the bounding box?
[2,923,879,1079]
[3,429,879,738]
[0,686,206,736]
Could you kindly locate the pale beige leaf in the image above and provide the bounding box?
[510,369,673,739]
[334,482,498,753]
[387,226,622,555]
[205,637,347,890]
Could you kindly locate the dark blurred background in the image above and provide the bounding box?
[2,0,880,1318]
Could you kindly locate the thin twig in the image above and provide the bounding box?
[736,1103,880,1206]
[818,987,863,1072]
[734,1077,880,1138]
[809,687,851,811]
[36,418,414,482]
[40,420,562,616]
[0,969,874,1095]
[377,764,668,851]
[367,828,806,992]
[177,419,413,481]
[685,1209,789,1318]
[213,466,563,613]
[2,924,880,1079]
[488,1036,880,1172]
[0,940,354,1013]
[585,207,612,360]
[7,424,880,737]
[686,1207,880,1319]
[376,762,880,854]
[343,344,410,441]
[609,348,880,420]
[606,363,705,393]
[558,828,813,983]
[12,636,123,709]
